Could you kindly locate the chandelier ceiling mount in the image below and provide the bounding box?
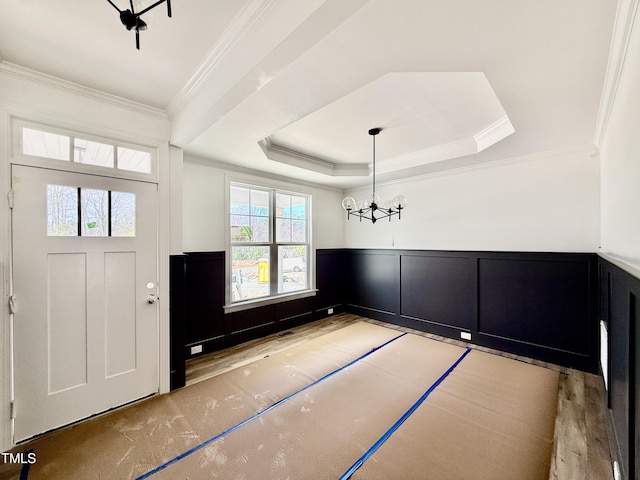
[106,0,172,50]
[341,128,407,224]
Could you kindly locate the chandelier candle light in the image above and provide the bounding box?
[342,128,407,223]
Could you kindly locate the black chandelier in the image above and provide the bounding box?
[106,0,172,50]
[342,128,407,223]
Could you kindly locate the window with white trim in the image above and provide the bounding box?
[229,183,311,303]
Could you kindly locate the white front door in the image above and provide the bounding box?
[11,165,159,441]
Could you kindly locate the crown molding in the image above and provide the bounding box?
[166,0,275,117]
[474,115,515,152]
[346,143,598,193]
[373,115,514,175]
[183,152,344,193]
[593,0,640,147]
[259,138,369,177]
[260,114,515,179]
[0,60,167,119]
[374,137,477,175]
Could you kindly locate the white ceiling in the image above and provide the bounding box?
[0,0,617,189]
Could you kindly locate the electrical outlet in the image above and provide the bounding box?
[190,345,203,355]
[328,308,334,315]
[460,332,471,341]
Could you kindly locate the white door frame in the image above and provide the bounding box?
[0,108,178,450]
[0,107,14,452]
[12,165,161,441]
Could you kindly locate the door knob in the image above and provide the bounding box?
[146,294,157,305]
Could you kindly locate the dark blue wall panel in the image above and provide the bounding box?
[346,250,399,316]
[477,256,591,355]
[400,253,473,331]
[634,292,639,480]
[184,252,225,345]
[315,249,345,312]
[169,255,187,390]
[600,257,640,480]
[610,276,631,477]
[343,249,598,373]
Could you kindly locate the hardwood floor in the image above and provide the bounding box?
[186,313,614,480]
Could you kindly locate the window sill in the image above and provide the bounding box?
[223,289,318,314]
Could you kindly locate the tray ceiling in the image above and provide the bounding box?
[0,0,616,188]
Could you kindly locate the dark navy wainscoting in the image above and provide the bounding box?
[171,248,599,383]
[344,249,598,373]
[169,255,187,391]
[315,248,346,313]
[401,253,474,332]
[346,250,399,318]
[476,255,593,363]
[599,256,640,480]
[169,249,346,389]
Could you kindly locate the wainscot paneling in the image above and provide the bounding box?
[635,292,639,480]
[276,296,315,325]
[172,249,599,396]
[169,255,187,390]
[226,304,275,337]
[184,252,225,347]
[346,250,399,321]
[315,249,346,314]
[343,249,598,373]
[169,249,346,390]
[599,256,640,480]
[400,253,474,333]
[476,254,594,366]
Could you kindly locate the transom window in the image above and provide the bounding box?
[229,183,311,303]
[20,125,152,174]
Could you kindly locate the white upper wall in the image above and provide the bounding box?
[342,146,600,252]
[599,0,640,269]
[182,157,344,252]
[0,64,169,143]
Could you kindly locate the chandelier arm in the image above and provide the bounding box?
[136,0,169,16]
[106,0,121,12]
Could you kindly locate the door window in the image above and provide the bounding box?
[47,185,136,237]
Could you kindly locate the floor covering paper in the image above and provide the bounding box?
[3,322,559,480]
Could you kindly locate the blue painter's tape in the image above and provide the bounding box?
[19,450,33,480]
[339,347,472,480]
[136,332,407,480]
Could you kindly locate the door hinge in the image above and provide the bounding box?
[7,189,14,209]
[8,295,15,315]
[9,401,15,420]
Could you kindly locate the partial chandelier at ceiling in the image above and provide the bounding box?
[106,0,172,50]
[342,128,407,224]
